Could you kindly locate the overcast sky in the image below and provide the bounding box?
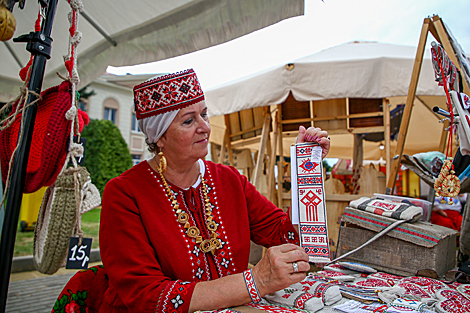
[107,0,470,90]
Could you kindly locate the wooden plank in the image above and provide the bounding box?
[240,108,256,139]
[230,125,264,138]
[309,100,315,127]
[252,108,271,189]
[349,126,385,134]
[386,18,431,194]
[383,99,391,185]
[311,98,347,131]
[229,112,242,142]
[253,107,265,137]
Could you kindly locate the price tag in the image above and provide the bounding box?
[66,237,92,269]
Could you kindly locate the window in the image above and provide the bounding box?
[131,112,141,132]
[103,98,119,126]
[78,99,88,112]
[104,107,117,124]
[131,154,142,166]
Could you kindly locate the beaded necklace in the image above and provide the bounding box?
[156,164,221,254]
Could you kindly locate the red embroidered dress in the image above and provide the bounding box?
[99,160,299,313]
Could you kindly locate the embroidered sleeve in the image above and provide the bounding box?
[237,169,300,248]
[280,207,300,245]
[156,280,197,313]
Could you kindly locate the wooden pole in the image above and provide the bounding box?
[252,107,271,190]
[268,109,278,202]
[276,105,284,209]
[386,18,431,194]
[383,99,391,184]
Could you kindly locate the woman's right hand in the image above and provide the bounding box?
[251,244,309,296]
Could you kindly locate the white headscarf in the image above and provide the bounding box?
[138,109,179,144]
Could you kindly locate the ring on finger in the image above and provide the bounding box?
[293,261,299,273]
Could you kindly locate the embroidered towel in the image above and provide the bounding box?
[349,197,423,221]
[290,143,330,263]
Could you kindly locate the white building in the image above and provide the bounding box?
[81,73,161,165]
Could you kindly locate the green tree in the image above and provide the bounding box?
[80,119,133,194]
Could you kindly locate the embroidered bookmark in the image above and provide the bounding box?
[243,269,262,303]
[291,142,330,263]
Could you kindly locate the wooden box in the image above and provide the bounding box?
[337,207,458,277]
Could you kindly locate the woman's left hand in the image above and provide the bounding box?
[296,126,330,159]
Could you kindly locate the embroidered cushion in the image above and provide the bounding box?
[349,197,423,221]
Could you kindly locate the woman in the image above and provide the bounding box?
[99,69,330,313]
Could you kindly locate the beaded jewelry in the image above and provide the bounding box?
[156,155,221,255]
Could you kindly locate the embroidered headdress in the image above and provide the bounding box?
[133,68,204,120]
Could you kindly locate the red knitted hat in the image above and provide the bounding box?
[0,81,88,193]
[133,68,205,120]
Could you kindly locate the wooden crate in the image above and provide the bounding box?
[337,207,458,276]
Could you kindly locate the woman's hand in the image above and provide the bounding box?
[251,244,309,296]
[296,126,330,159]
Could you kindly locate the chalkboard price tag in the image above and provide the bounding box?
[66,237,92,269]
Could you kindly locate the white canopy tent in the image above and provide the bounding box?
[0,0,304,100]
[206,41,447,160]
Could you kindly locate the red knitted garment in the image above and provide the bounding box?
[0,81,88,193]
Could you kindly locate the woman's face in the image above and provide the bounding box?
[157,101,211,165]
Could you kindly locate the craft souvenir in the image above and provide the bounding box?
[264,289,324,312]
[349,197,423,221]
[33,166,98,274]
[290,280,342,305]
[398,276,449,295]
[290,143,330,263]
[323,263,359,275]
[385,298,427,313]
[355,279,393,288]
[332,300,386,313]
[395,282,434,303]
[338,262,377,274]
[369,272,404,283]
[246,302,312,313]
[317,270,355,282]
[435,289,470,313]
[456,284,470,301]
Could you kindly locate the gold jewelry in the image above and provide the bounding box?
[157,166,221,255]
[156,151,167,173]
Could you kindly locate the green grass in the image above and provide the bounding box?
[13,208,101,257]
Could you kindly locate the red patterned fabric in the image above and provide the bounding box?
[99,160,299,313]
[51,265,109,313]
[133,69,204,120]
[0,81,89,193]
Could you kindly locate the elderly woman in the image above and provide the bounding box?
[99,69,330,313]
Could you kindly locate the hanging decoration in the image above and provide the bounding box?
[0,0,16,41]
[431,41,461,197]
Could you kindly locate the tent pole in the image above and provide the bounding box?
[383,98,391,185]
[385,18,431,194]
[0,0,59,311]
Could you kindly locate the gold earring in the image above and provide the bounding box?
[158,151,167,173]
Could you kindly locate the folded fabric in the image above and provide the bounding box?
[349,197,423,221]
[264,289,324,312]
[290,279,342,305]
[385,298,427,313]
[316,270,355,282]
[435,289,470,313]
[338,262,377,274]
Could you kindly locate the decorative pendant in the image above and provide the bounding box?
[434,159,460,197]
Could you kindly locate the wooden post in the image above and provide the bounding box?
[218,114,234,165]
[268,109,278,202]
[252,108,271,190]
[386,18,431,194]
[277,105,284,209]
[439,120,449,153]
[383,99,391,184]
